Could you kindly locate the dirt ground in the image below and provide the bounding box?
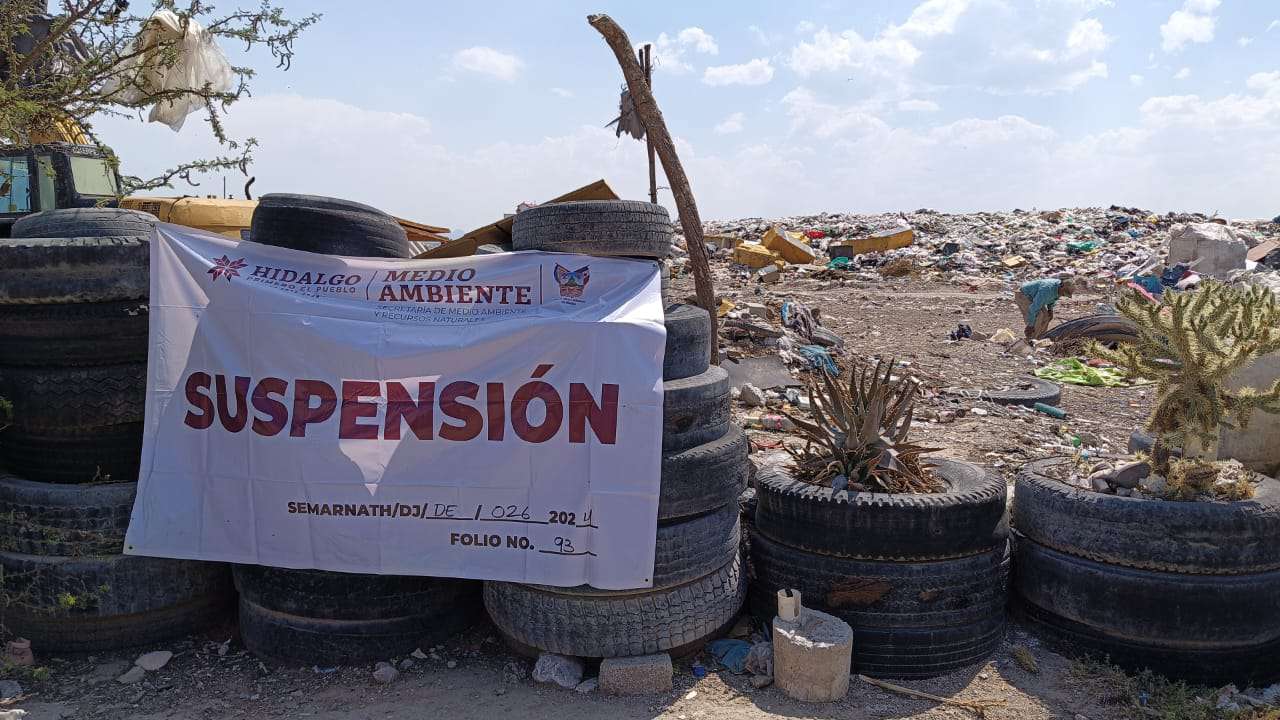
[6,275,1161,720]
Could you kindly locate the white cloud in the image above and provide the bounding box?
[1130,74,1144,86]
[1238,37,1255,48]
[748,25,770,46]
[1269,20,1280,33]
[795,20,816,34]
[714,112,745,134]
[787,0,1113,95]
[898,98,940,112]
[651,27,719,74]
[550,87,574,98]
[1174,67,1192,80]
[1160,0,1219,53]
[703,58,775,86]
[451,46,523,81]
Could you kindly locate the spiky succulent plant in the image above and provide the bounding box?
[784,358,941,494]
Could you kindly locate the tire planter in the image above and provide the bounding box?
[250,194,412,259]
[232,565,481,665]
[662,366,730,452]
[1012,457,1280,684]
[663,303,711,381]
[510,200,673,259]
[749,458,1009,678]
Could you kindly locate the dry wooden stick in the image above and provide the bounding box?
[587,13,719,362]
[857,675,1006,719]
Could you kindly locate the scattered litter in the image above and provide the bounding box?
[1035,358,1135,387]
[707,639,752,673]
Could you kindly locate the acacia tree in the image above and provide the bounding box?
[0,0,318,192]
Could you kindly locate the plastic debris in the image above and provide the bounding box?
[707,639,753,673]
[1033,403,1067,419]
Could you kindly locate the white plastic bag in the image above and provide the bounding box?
[104,10,234,132]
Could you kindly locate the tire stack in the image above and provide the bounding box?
[749,460,1010,679]
[483,201,749,659]
[1013,457,1280,686]
[232,194,483,665]
[0,208,234,652]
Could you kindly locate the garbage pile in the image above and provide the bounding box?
[675,207,1280,289]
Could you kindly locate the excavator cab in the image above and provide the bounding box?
[0,143,122,237]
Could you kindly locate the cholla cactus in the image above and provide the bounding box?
[1092,282,1280,475]
[784,359,941,493]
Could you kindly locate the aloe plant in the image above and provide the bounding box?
[784,358,941,493]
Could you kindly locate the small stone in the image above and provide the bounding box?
[532,653,584,690]
[1142,475,1168,495]
[1116,487,1133,497]
[87,660,130,686]
[1090,475,1111,493]
[1089,462,1112,474]
[0,680,21,700]
[373,662,399,684]
[971,407,989,417]
[744,303,770,320]
[599,653,674,695]
[116,666,146,685]
[685,690,698,700]
[411,648,428,660]
[575,678,598,694]
[398,658,415,672]
[979,672,989,680]
[446,660,457,669]
[739,383,766,407]
[134,650,173,672]
[750,674,773,689]
[1111,461,1150,489]
[937,410,956,424]
[831,475,849,492]
[755,266,781,284]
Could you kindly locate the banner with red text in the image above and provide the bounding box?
[124,224,666,589]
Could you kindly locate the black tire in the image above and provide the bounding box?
[250,194,412,259]
[754,458,1007,560]
[1013,457,1280,574]
[0,363,144,429]
[0,473,134,556]
[483,551,746,659]
[663,366,730,452]
[0,551,233,652]
[0,301,148,366]
[980,378,1061,408]
[659,427,749,522]
[0,424,142,484]
[238,595,480,666]
[10,208,156,241]
[1014,537,1280,685]
[531,504,739,594]
[511,201,673,259]
[0,237,148,304]
[231,565,480,622]
[1042,314,1139,346]
[750,532,1008,679]
[663,304,711,381]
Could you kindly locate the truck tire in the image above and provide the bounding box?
[663,304,711,381]
[250,194,412,259]
[0,424,142,484]
[0,551,233,653]
[1013,457,1280,574]
[10,208,156,241]
[754,458,1007,560]
[0,301,148,365]
[663,366,730,452]
[750,533,1009,679]
[511,201,673,259]
[483,551,746,659]
[659,427,748,522]
[0,473,134,555]
[0,363,144,429]
[1015,537,1280,686]
[0,237,148,304]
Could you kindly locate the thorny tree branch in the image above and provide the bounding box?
[1,0,318,193]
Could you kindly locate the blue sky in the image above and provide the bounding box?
[100,0,1280,231]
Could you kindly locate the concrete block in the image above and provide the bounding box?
[598,653,673,695]
[773,607,853,703]
[1167,223,1247,279]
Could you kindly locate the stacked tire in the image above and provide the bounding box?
[232,194,481,665]
[0,208,233,652]
[485,203,748,659]
[1013,457,1280,686]
[750,460,1010,679]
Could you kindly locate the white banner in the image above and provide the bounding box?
[124,224,666,590]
